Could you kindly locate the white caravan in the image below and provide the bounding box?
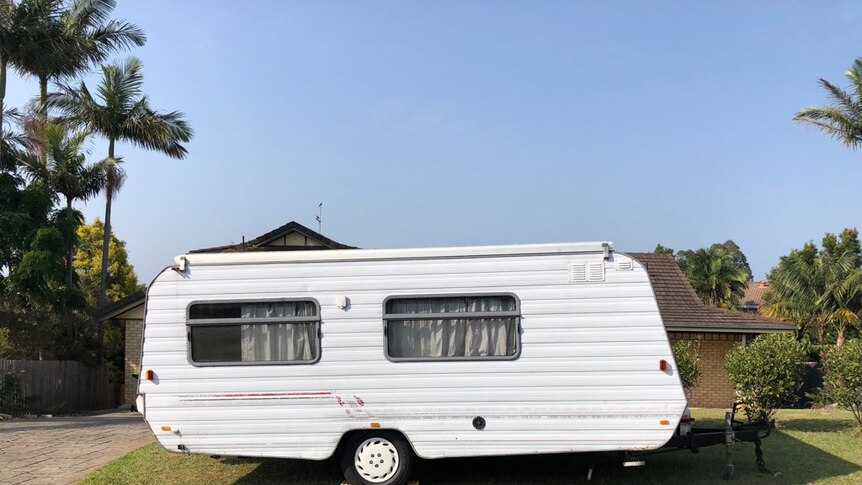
[137,242,687,485]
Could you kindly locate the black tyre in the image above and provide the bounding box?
[340,431,415,485]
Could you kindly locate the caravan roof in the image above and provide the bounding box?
[176,241,614,267]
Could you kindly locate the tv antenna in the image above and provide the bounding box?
[316,202,323,233]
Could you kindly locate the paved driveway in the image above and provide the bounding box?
[0,411,152,485]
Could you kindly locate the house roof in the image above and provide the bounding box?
[739,281,770,310]
[189,221,356,253]
[94,289,147,320]
[627,252,795,333]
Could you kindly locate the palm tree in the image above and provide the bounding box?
[18,120,106,285]
[1,106,25,170]
[11,0,145,115]
[762,249,862,346]
[51,56,192,352]
[794,57,862,149]
[684,246,749,308]
[0,0,31,162]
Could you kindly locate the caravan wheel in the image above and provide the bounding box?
[341,431,414,485]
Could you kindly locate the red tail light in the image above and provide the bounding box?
[659,360,670,371]
[145,370,154,381]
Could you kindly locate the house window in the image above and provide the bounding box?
[188,300,320,365]
[384,295,520,360]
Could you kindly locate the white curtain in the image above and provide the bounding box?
[240,302,317,362]
[387,297,517,358]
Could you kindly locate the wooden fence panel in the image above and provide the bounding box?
[0,360,121,415]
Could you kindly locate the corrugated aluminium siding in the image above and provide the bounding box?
[139,250,687,459]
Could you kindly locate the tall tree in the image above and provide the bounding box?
[73,218,141,306]
[713,240,753,282]
[794,57,862,149]
[18,122,106,285]
[51,57,192,353]
[0,0,29,163]
[12,0,145,115]
[653,244,674,255]
[822,228,862,268]
[683,246,749,308]
[763,231,862,346]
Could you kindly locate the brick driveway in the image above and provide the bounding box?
[0,411,152,485]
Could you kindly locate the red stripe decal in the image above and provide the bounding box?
[211,391,332,398]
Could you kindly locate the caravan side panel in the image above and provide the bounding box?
[139,250,686,459]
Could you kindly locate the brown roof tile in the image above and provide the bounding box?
[627,252,795,332]
[739,281,769,309]
[189,221,356,253]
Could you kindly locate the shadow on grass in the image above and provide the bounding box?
[229,456,342,485]
[777,418,857,433]
[225,430,860,485]
[425,431,860,485]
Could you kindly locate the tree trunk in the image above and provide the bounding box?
[39,74,48,116]
[0,54,6,165]
[65,197,74,287]
[97,139,116,361]
[836,324,846,347]
[816,321,826,344]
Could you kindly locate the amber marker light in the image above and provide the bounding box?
[659,420,670,426]
[161,426,171,431]
[369,422,380,428]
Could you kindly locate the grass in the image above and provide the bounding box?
[80,408,862,485]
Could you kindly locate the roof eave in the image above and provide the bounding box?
[666,323,797,333]
[94,291,146,320]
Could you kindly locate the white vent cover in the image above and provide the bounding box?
[569,261,605,283]
[616,259,633,271]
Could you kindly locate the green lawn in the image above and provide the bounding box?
[80,408,862,485]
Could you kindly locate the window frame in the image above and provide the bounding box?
[382,293,522,362]
[186,298,322,367]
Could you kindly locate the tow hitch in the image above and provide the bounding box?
[661,409,779,480]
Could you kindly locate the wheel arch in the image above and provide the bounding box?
[331,428,422,460]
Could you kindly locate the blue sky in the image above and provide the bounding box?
[5,1,862,281]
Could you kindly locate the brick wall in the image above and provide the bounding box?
[124,319,143,404]
[669,332,743,408]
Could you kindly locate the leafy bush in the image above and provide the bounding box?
[724,333,807,421]
[0,370,40,416]
[0,371,24,416]
[822,339,862,429]
[0,327,11,358]
[672,340,701,391]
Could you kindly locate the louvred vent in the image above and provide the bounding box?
[569,261,605,283]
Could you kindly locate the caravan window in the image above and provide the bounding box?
[384,295,520,361]
[188,300,320,365]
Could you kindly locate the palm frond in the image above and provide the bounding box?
[122,102,193,159]
[845,57,862,100]
[86,20,146,58]
[63,0,115,26]
[794,106,862,148]
[817,78,861,117]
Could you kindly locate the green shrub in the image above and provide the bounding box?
[0,371,24,415]
[724,333,807,422]
[0,327,11,358]
[823,339,862,430]
[672,340,701,391]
